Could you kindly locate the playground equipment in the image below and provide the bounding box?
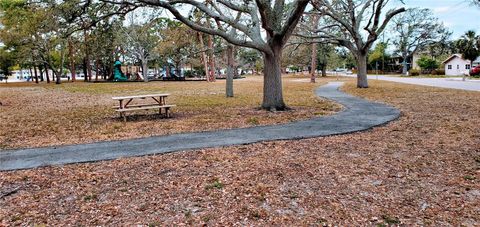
[113,60,128,81]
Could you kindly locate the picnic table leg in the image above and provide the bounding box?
[119,99,127,122]
[119,100,123,120]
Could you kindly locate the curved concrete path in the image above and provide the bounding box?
[0,82,400,171]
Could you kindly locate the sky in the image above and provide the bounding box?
[392,0,479,39]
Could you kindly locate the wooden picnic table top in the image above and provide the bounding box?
[112,93,170,100]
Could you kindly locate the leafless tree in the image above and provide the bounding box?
[309,13,320,83]
[109,0,310,110]
[392,8,451,75]
[310,0,405,88]
[121,10,162,82]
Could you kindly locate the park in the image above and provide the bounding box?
[1,0,480,226]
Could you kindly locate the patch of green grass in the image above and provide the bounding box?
[184,209,192,218]
[288,191,299,199]
[316,218,328,226]
[463,175,476,181]
[148,222,161,227]
[381,215,401,225]
[10,215,21,222]
[205,179,224,190]
[83,194,97,202]
[247,117,259,125]
[474,156,480,164]
[412,75,447,78]
[202,214,212,222]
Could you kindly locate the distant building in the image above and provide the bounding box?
[412,54,421,70]
[443,54,471,76]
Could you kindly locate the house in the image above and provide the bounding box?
[443,54,471,76]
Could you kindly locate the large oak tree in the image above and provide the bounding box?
[110,0,310,110]
[391,8,450,75]
[310,0,405,88]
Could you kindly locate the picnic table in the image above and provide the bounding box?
[112,93,176,121]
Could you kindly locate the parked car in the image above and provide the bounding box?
[470,65,480,76]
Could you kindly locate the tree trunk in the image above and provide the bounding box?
[262,44,286,111]
[29,68,33,82]
[401,50,408,76]
[402,60,408,75]
[142,60,149,82]
[69,39,76,82]
[39,65,44,82]
[33,65,39,83]
[175,62,182,77]
[310,42,318,83]
[84,29,92,82]
[356,54,369,88]
[226,44,234,97]
[82,58,88,82]
[44,64,50,83]
[95,58,100,81]
[321,65,327,77]
[55,70,62,84]
[207,34,216,82]
[107,57,114,80]
[197,33,209,80]
[87,59,92,82]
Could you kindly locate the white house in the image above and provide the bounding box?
[443,54,472,76]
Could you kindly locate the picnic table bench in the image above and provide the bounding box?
[112,93,176,121]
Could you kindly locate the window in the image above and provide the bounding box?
[457,65,460,69]
[466,64,471,70]
[448,65,452,69]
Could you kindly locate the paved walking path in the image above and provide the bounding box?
[0,82,400,171]
[345,74,480,91]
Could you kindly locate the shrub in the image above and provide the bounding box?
[183,69,205,78]
[431,69,445,75]
[183,70,194,78]
[417,57,439,73]
[409,69,420,76]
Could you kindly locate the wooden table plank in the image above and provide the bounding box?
[112,93,170,100]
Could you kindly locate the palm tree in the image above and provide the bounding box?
[455,30,480,67]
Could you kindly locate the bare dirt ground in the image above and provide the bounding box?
[0,76,340,149]
[0,78,479,226]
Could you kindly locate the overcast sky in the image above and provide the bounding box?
[392,0,479,39]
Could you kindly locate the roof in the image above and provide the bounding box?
[442,54,466,64]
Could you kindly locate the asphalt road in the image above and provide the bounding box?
[345,74,480,91]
